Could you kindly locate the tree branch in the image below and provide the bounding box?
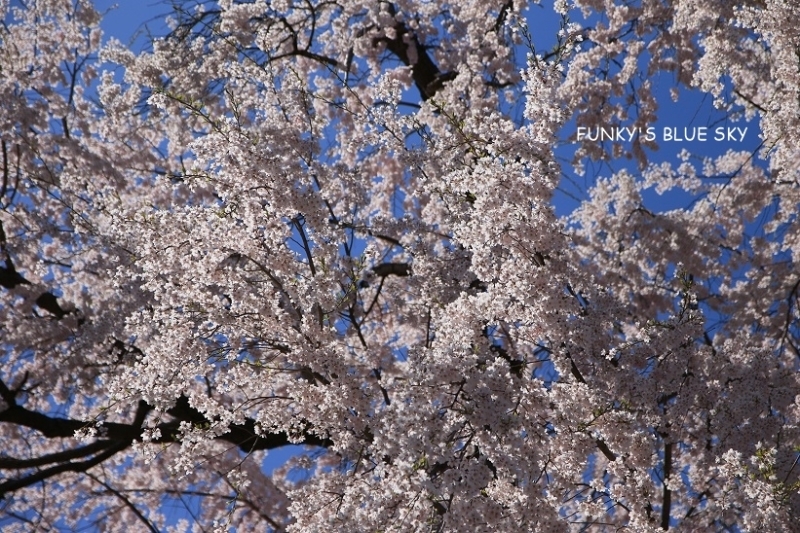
[0,439,128,499]
[661,441,673,530]
[86,473,160,533]
[0,440,115,469]
[1,386,331,454]
[377,5,456,100]
[372,262,410,278]
[0,388,333,500]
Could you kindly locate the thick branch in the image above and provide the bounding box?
[0,258,29,290]
[0,401,151,499]
[378,6,455,100]
[0,401,144,440]
[0,250,69,318]
[661,441,673,530]
[165,394,333,451]
[596,439,617,462]
[0,390,332,500]
[372,262,410,278]
[0,389,331,456]
[0,440,115,469]
[0,440,129,498]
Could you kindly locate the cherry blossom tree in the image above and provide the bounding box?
[1,0,799,531]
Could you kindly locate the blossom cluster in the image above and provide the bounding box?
[0,0,798,531]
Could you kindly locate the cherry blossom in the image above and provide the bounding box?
[1,0,799,531]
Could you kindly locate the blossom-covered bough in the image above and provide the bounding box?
[1,0,799,531]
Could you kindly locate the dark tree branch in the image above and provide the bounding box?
[377,5,456,100]
[164,394,333,451]
[494,0,514,33]
[661,441,673,530]
[0,438,128,498]
[86,473,160,533]
[596,439,617,462]
[364,275,385,317]
[0,141,8,201]
[0,257,29,290]
[0,239,72,319]
[292,215,316,277]
[34,292,66,319]
[372,262,410,278]
[0,440,115,469]
[0,388,331,455]
[482,325,526,378]
[0,387,333,500]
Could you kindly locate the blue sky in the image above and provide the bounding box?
[91,1,765,219]
[95,0,169,45]
[39,2,766,528]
